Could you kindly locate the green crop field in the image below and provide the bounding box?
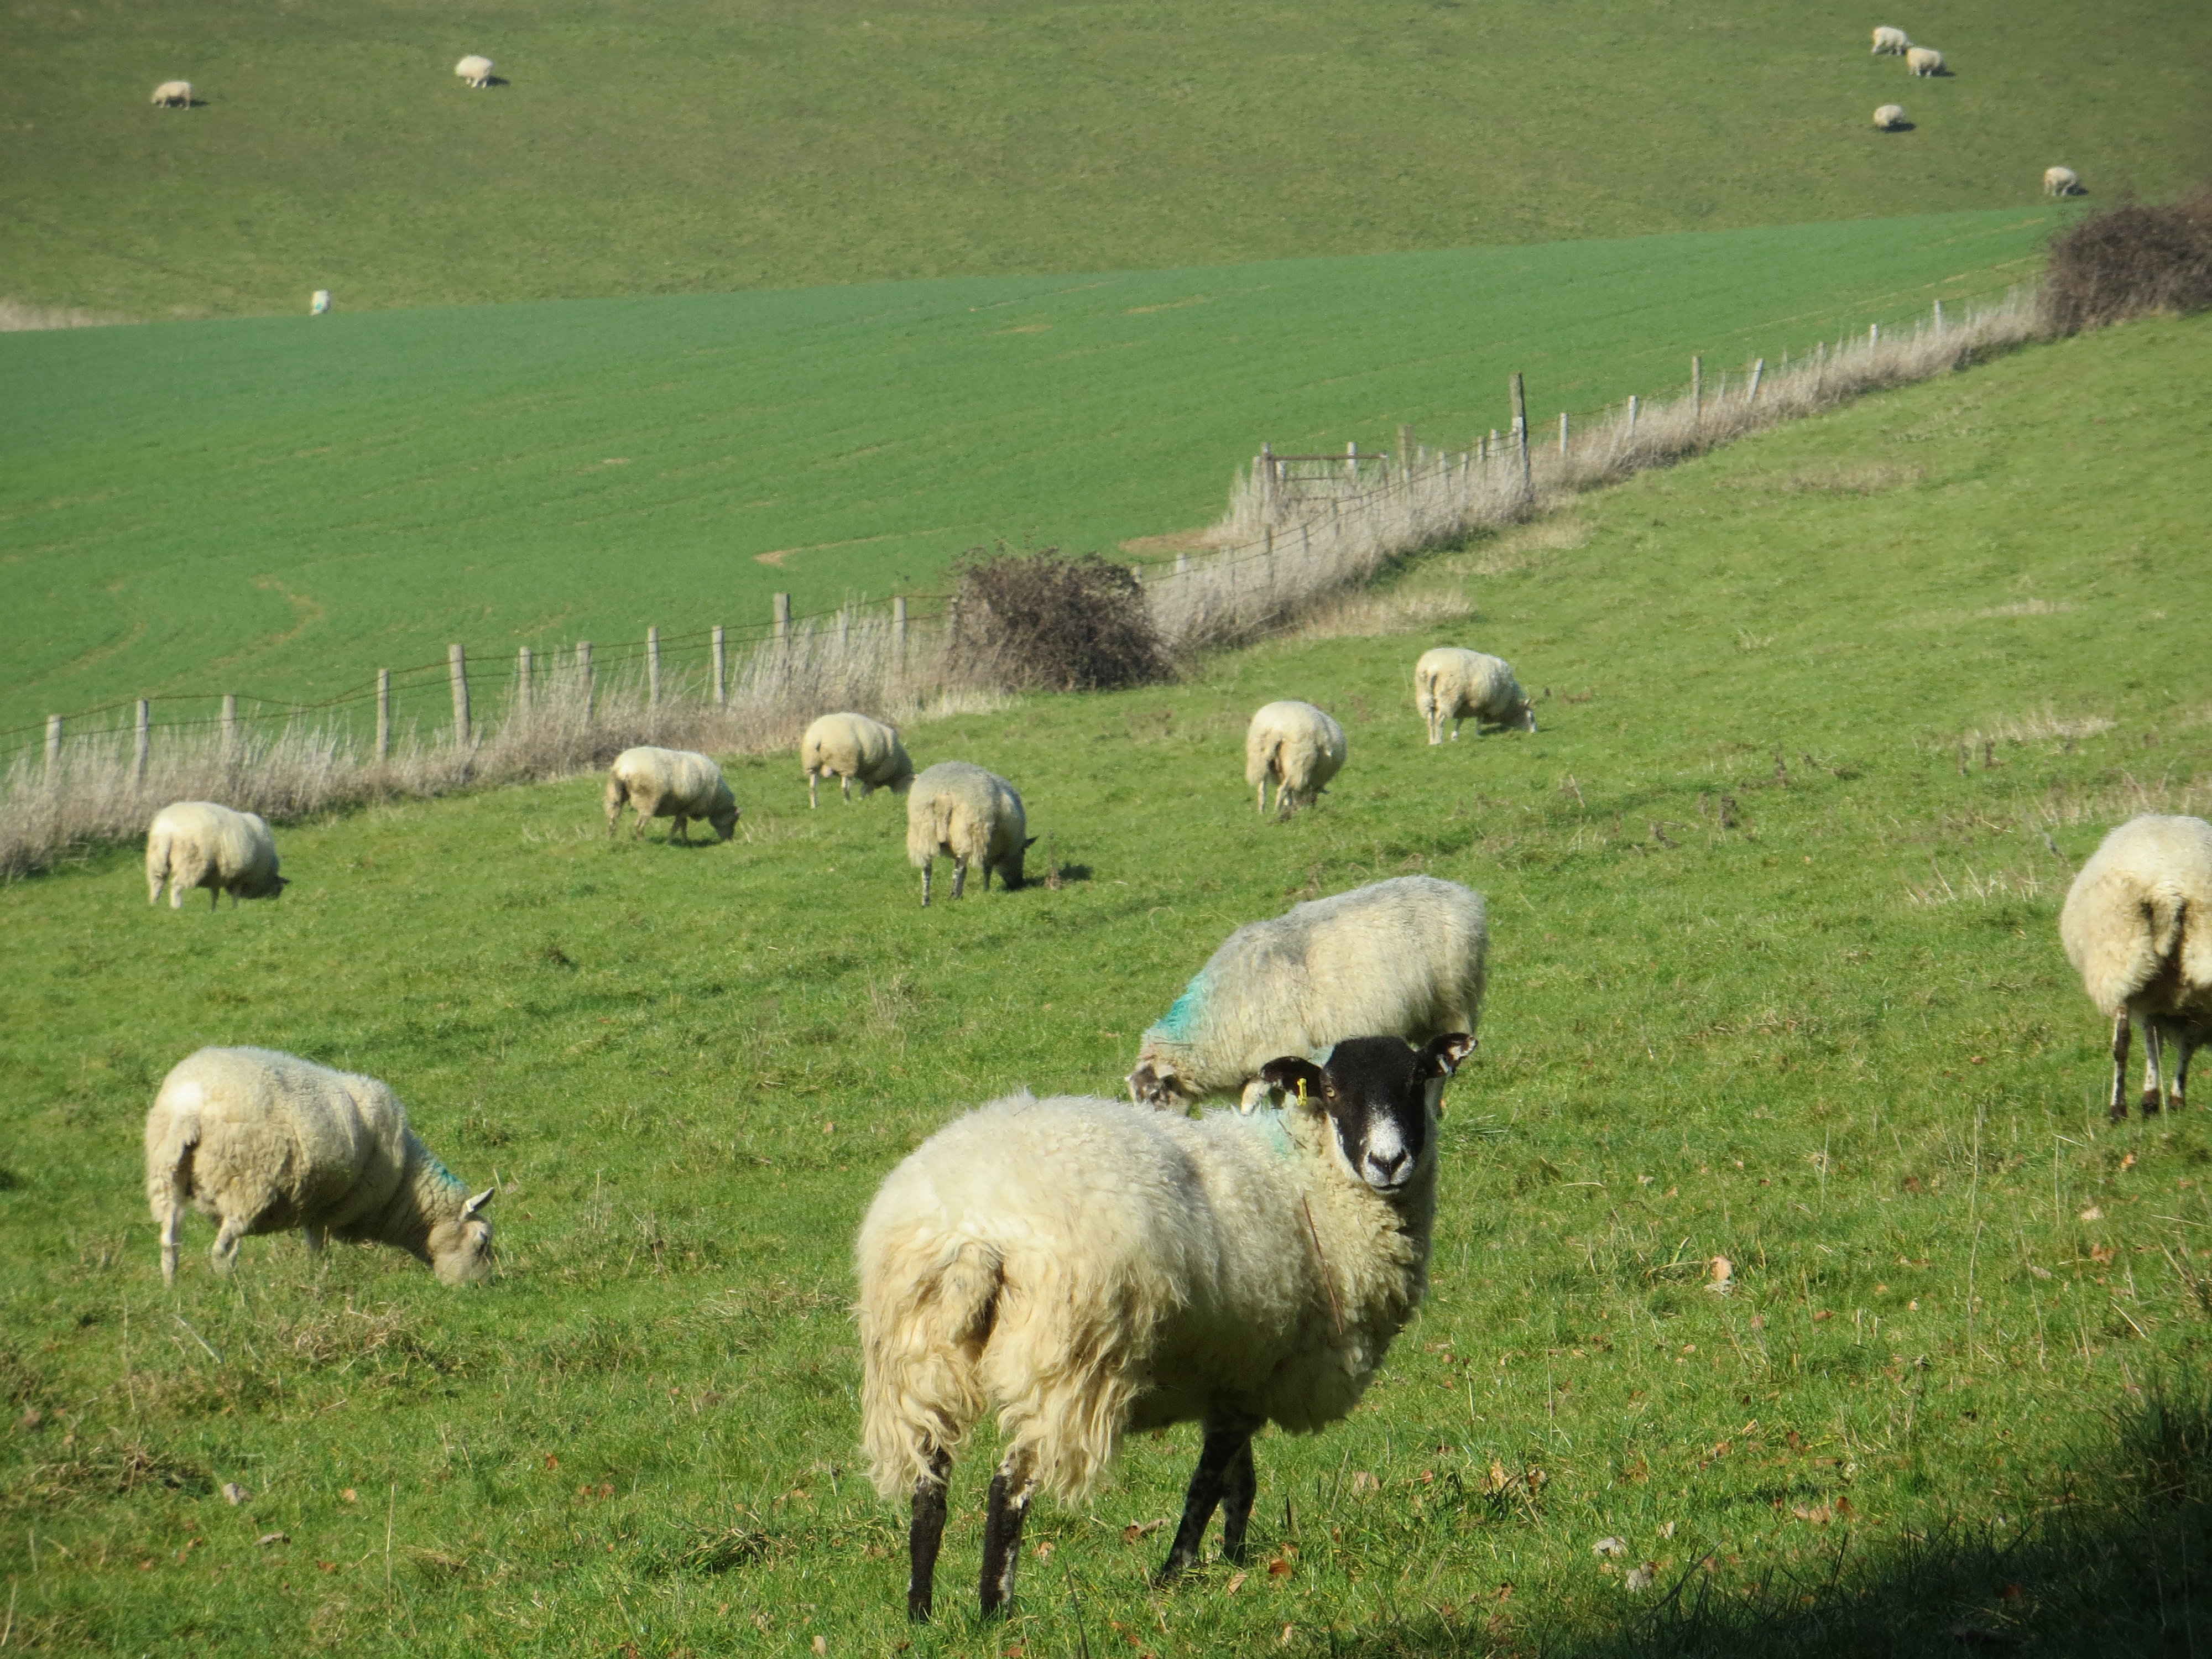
[3,310,2210,1656]
[0,207,2067,748]
[1,0,2204,320]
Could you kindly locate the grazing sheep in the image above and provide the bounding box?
[603,746,739,843]
[1906,45,1943,75]
[145,1047,493,1286]
[905,761,1031,905]
[150,80,192,107]
[2059,815,2212,1120]
[455,54,495,87]
[1245,700,1345,818]
[1414,648,1536,744]
[801,712,915,808]
[310,290,331,314]
[1128,875,1488,1111]
[145,802,286,911]
[1871,25,1911,54]
[1874,103,1907,131]
[2045,166,2081,197]
[860,1030,1476,1621]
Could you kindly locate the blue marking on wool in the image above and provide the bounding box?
[1156,975,1208,1040]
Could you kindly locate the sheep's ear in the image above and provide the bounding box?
[1023,836,1039,850]
[1259,1057,1329,1109]
[463,1187,495,1219]
[1417,1034,1477,1078]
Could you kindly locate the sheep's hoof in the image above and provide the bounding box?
[2109,1100,2131,1124]
[2141,1092,2163,1117]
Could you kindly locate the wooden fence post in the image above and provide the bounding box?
[1509,374,1532,503]
[1814,340,1827,395]
[1396,424,1414,486]
[448,644,470,748]
[711,625,727,704]
[518,646,533,716]
[891,598,906,662]
[134,699,150,787]
[773,593,790,646]
[44,714,61,783]
[1869,322,1880,347]
[376,670,390,761]
[1175,551,1190,575]
[647,627,661,707]
[576,641,594,723]
[221,693,238,758]
[1345,440,1359,485]
[1259,442,1275,520]
[1933,300,1944,334]
[1557,410,1569,459]
[1747,357,1765,404]
[1691,355,1703,426]
[1626,395,1639,441]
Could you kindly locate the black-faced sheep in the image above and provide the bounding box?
[2059,815,2212,1119]
[145,1047,493,1286]
[905,760,1031,905]
[1414,648,1536,744]
[603,746,739,843]
[1245,700,1345,818]
[1128,875,1487,1110]
[801,712,914,807]
[145,802,286,910]
[859,1031,1475,1621]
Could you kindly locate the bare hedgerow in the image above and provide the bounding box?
[948,546,1173,691]
[2042,184,2212,333]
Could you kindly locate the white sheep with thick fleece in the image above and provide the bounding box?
[145,1047,493,1286]
[1871,26,1911,54]
[150,80,192,107]
[145,802,285,910]
[1906,45,1943,75]
[603,747,739,842]
[1414,648,1536,744]
[2045,166,2080,196]
[455,54,495,87]
[905,760,1030,905]
[801,712,914,807]
[1874,104,1907,131]
[1244,700,1345,818]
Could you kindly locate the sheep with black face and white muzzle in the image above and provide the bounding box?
[858,1030,1475,1622]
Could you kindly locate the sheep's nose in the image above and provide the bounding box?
[1366,1149,1411,1187]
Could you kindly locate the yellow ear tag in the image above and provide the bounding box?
[1296,1077,1308,1105]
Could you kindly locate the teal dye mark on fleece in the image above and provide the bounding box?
[1155,975,1208,1041]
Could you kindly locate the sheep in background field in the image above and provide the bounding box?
[604,746,739,843]
[1906,45,1943,75]
[2045,166,2081,197]
[1245,700,1344,818]
[1128,875,1487,1110]
[145,802,285,910]
[145,1047,493,1286]
[2059,815,2212,1120]
[1874,104,1907,131]
[1415,648,1536,744]
[906,761,1031,905]
[860,1030,1475,1621]
[1871,26,1911,54]
[150,80,192,107]
[802,712,914,807]
[455,54,495,87]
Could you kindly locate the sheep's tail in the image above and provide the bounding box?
[859,1232,1000,1499]
[145,1109,200,1284]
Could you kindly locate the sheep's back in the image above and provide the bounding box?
[2061,816,2212,1013]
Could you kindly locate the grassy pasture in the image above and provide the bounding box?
[3,312,2211,1654]
[0,0,2203,319]
[0,207,2066,746]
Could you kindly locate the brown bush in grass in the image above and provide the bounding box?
[949,546,1173,692]
[2042,184,2212,334]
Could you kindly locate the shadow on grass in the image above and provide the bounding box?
[1324,1381,2212,1657]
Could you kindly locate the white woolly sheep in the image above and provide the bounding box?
[1128,875,1487,1110]
[145,1047,494,1286]
[801,712,915,808]
[2059,815,2212,1120]
[1245,700,1345,818]
[1874,104,1907,131]
[145,802,286,910]
[1414,648,1536,744]
[603,746,739,843]
[860,1030,1476,1621]
[1906,45,1943,75]
[2045,166,2081,197]
[455,54,495,87]
[905,761,1031,905]
[150,80,192,107]
[1871,25,1911,54]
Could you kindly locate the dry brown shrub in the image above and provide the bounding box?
[2042,184,2212,333]
[949,547,1173,691]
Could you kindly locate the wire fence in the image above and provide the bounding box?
[1,277,2047,879]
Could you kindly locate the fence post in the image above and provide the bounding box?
[773,593,790,646]
[1626,395,1639,442]
[518,646,533,717]
[134,699,150,787]
[711,624,727,704]
[1396,424,1414,486]
[1747,357,1765,404]
[448,644,470,747]
[576,641,594,723]
[647,627,661,708]
[891,598,906,662]
[1933,300,1944,334]
[1814,340,1827,395]
[1175,551,1190,575]
[1691,355,1702,426]
[1557,410,1569,459]
[1509,374,1532,504]
[1345,440,1359,485]
[221,693,238,758]
[44,714,61,784]
[1259,443,1275,520]
[376,670,391,761]
[1869,322,1880,346]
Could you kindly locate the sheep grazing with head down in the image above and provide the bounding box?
[1245,700,1345,818]
[1874,104,1907,131]
[906,761,1031,905]
[2059,815,2212,1120]
[2045,166,2081,197]
[145,802,286,910]
[145,1047,494,1286]
[859,1030,1475,1622]
[1871,25,1911,54]
[455,54,495,87]
[604,746,739,843]
[1415,648,1536,744]
[801,712,914,808]
[150,80,193,107]
[1128,875,1488,1111]
[1906,45,1943,75]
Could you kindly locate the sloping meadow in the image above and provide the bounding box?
[1,312,2209,1653]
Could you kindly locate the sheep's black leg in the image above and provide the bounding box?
[1156,1427,1251,1584]
[907,1450,951,1623]
[2176,1036,2197,1114]
[979,1456,1035,1618]
[952,857,968,900]
[2110,1015,2132,1121]
[1218,1437,1258,1566]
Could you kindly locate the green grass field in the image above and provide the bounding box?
[0,207,2065,748]
[4,310,2210,1656]
[2,0,2204,319]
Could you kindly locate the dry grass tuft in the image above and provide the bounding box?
[1284,584,1479,641]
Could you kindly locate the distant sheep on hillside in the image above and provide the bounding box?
[1871,26,1911,54]
[1245,701,1345,818]
[1874,104,1907,131]
[455,54,495,87]
[145,802,285,910]
[150,81,192,107]
[1906,46,1944,75]
[2044,166,2081,197]
[603,747,739,843]
[801,712,914,807]
[1414,649,1535,744]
